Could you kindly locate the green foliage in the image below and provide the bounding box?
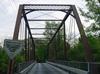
[68,34,100,62]
[44,22,60,38]
[34,20,100,62]
[44,21,65,59]
[79,0,100,32]
[0,45,25,74]
[0,47,8,74]
[78,0,100,62]
[87,34,100,61]
[68,39,85,61]
[36,44,46,60]
[15,54,25,63]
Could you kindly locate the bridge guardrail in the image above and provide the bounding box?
[47,61,88,74]
[48,60,100,74]
[15,60,36,74]
[49,60,88,71]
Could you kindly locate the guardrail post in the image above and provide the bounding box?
[88,63,99,74]
[7,59,15,74]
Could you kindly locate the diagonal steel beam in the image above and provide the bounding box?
[13,5,23,40]
[25,10,35,14]
[72,5,93,62]
[47,9,72,47]
[23,9,36,60]
[61,11,75,18]
[46,9,72,59]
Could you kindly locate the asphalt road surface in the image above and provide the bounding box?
[28,63,69,74]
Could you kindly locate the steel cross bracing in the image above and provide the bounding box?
[8,4,94,74]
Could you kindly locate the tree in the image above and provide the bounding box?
[43,21,66,59]
[44,22,60,38]
[80,0,100,33]
[0,47,8,74]
[35,39,47,62]
[87,34,100,61]
[43,22,59,59]
[79,0,100,62]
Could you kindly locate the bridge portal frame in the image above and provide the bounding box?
[8,4,93,74]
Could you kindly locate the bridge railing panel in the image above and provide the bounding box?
[48,60,100,74]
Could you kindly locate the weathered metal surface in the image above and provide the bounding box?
[7,4,94,74]
[72,5,93,62]
[13,5,23,40]
[23,10,36,61]
[8,5,24,74]
[47,9,72,47]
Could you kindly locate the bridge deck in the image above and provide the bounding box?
[28,63,69,74]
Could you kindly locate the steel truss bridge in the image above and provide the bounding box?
[4,4,100,74]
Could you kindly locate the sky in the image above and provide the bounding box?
[0,0,90,44]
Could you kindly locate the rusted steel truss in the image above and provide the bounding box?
[8,4,93,74]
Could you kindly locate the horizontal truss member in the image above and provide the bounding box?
[32,33,46,35]
[33,37,50,40]
[32,33,64,36]
[30,28,58,29]
[28,19,63,21]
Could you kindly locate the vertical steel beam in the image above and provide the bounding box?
[47,46,49,60]
[31,38,35,60]
[58,31,60,59]
[72,5,93,62]
[54,37,57,59]
[27,32,29,61]
[64,23,67,60]
[25,23,28,61]
[7,5,23,74]
[7,60,15,74]
[28,33,30,61]
[55,36,58,59]
[23,9,35,60]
